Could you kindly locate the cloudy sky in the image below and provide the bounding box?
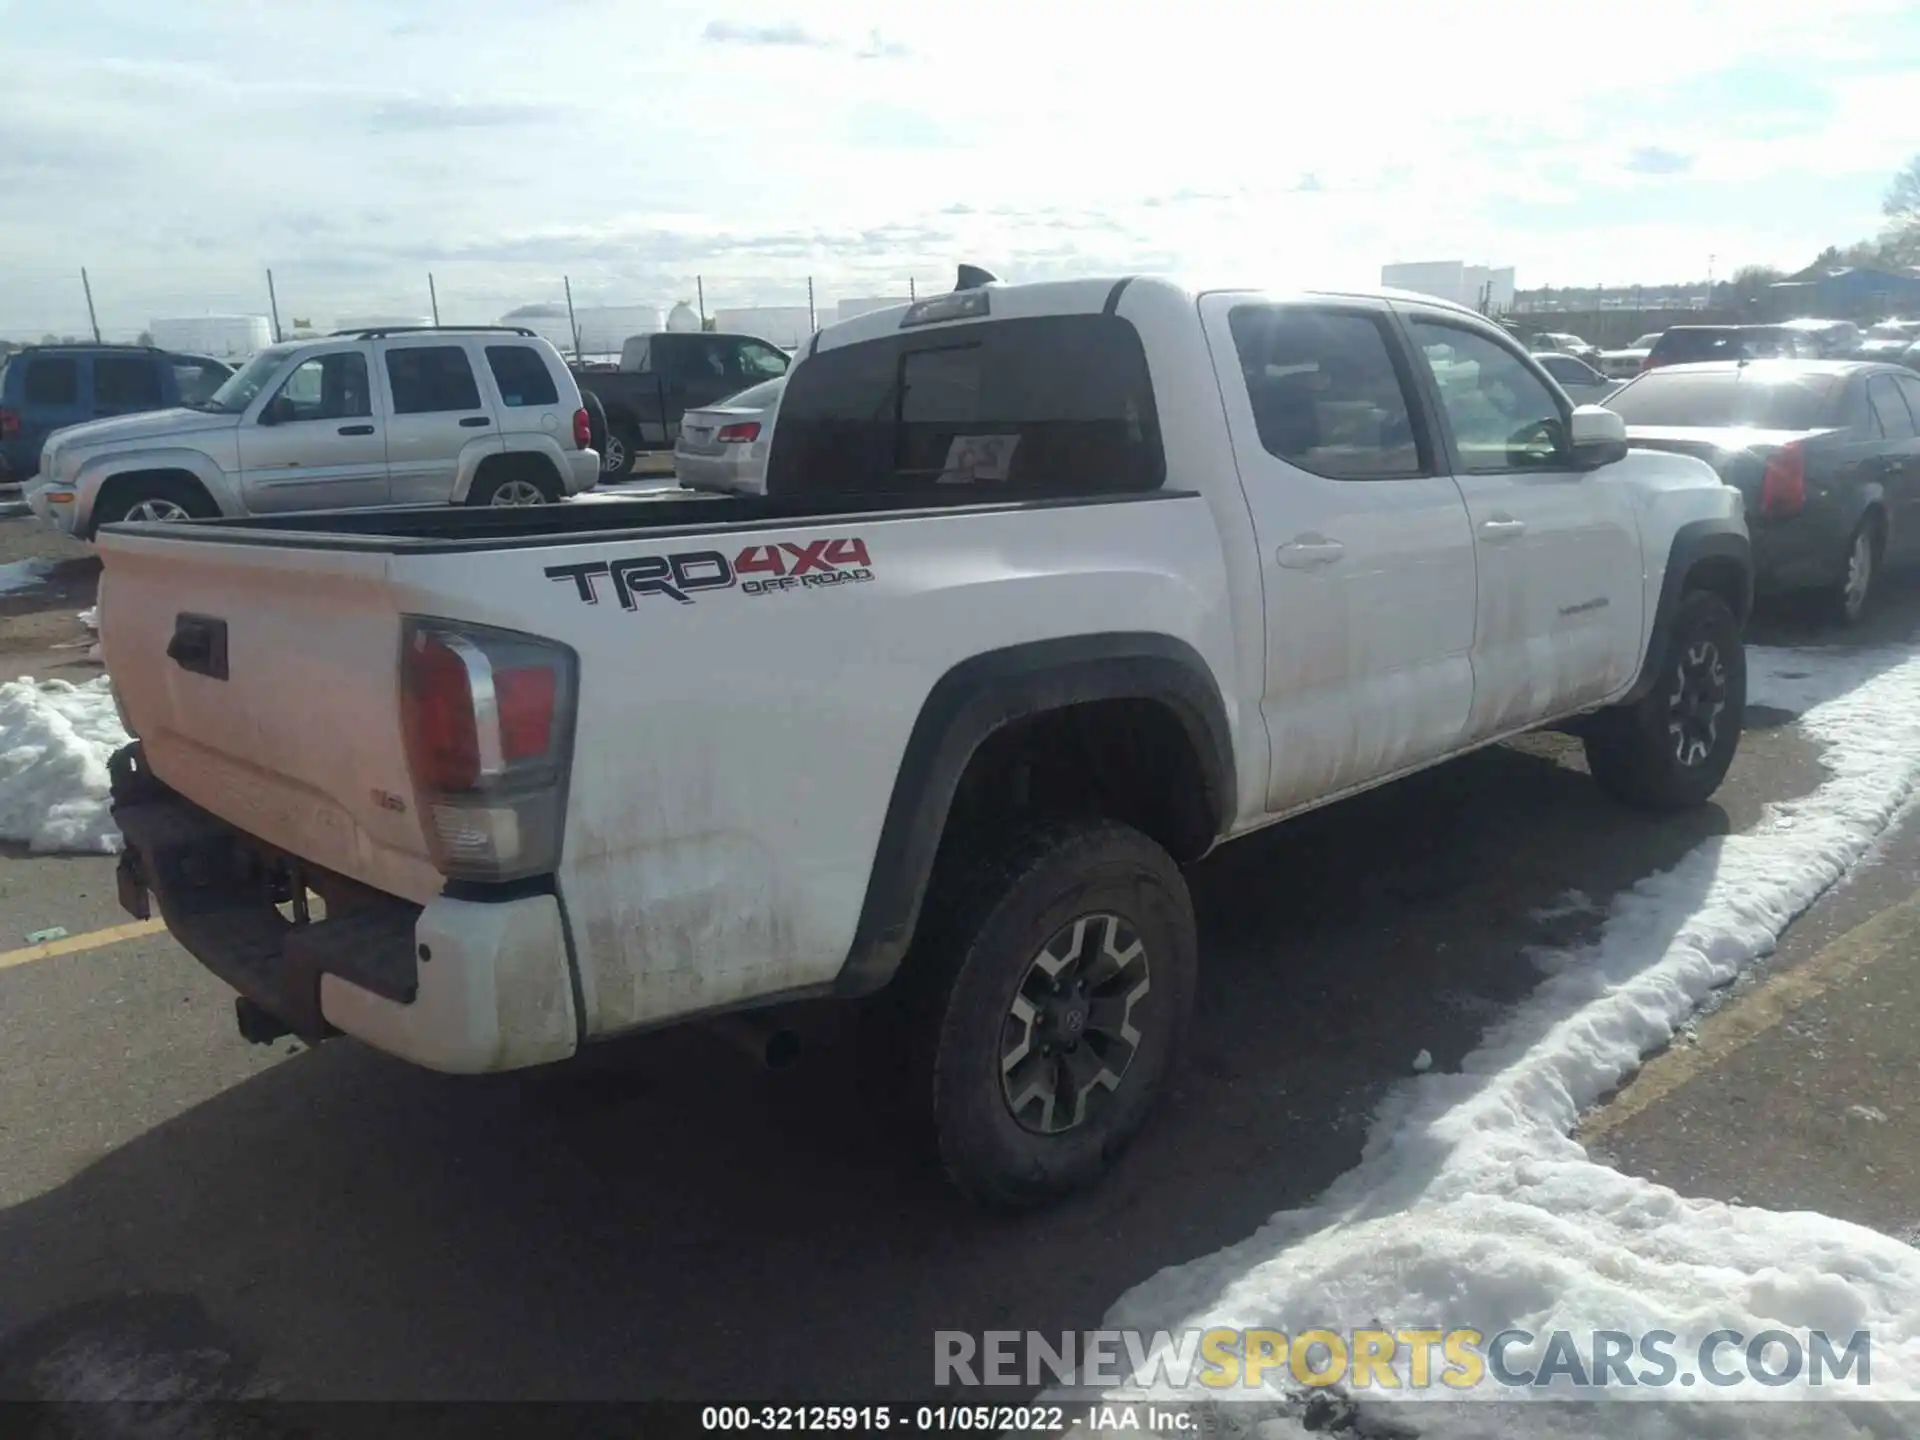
[2,0,1916,338]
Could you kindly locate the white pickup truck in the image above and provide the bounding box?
[97,273,1751,1208]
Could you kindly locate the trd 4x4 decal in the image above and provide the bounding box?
[546,537,874,608]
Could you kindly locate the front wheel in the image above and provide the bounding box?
[869,820,1197,1209]
[91,478,217,536]
[1584,589,1745,811]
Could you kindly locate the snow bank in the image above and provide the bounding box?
[1063,644,1920,1433]
[0,675,129,853]
[0,558,53,594]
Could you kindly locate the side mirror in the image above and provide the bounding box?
[1569,404,1628,469]
[257,398,284,426]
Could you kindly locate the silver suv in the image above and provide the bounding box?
[26,326,600,536]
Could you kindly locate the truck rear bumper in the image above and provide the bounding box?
[109,742,579,1074]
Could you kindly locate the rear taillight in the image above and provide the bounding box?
[716,421,762,443]
[399,620,578,883]
[0,407,18,439]
[571,407,592,449]
[1759,443,1807,518]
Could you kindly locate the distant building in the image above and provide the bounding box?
[712,306,815,347]
[1771,266,1920,319]
[1381,261,1515,313]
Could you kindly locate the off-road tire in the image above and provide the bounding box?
[863,820,1197,1209]
[1584,588,1745,811]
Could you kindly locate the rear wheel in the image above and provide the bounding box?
[467,465,560,507]
[600,422,637,477]
[1584,588,1745,811]
[1824,514,1881,626]
[864,820,1196,1209]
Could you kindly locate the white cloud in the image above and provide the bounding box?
[0,0,1915,337]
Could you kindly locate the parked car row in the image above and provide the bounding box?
[1590,317,1920,379]
[21,326,600,535]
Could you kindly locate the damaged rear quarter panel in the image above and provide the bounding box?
[404,499,1236,1038]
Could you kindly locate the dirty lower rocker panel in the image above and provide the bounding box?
[108,741,422,1042]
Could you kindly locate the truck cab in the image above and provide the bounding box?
[572,331,790,473]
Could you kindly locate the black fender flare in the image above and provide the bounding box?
[832,633,1235,996]
[1623,517,1753,704]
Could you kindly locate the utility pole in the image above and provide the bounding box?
[806,275,815,333]
[696,275,706,326]
[265,269,283,342]
[563,275,581,361]
[80,267,102,343]
[428,272,441,325]
[909,277,917,302]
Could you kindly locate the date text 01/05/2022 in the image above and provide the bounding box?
[547,538,877,609]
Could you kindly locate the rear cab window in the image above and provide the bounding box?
[766,313,1163,497]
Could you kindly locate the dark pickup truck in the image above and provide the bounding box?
[0,343,233,487]
[570,330,789,476]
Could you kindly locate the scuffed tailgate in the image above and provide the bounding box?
[97,532,441,905]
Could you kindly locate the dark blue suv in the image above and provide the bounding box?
[0,345,233,486]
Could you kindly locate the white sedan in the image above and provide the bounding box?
[672,376,785,495]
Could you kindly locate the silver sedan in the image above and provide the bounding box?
[672,376,785,495]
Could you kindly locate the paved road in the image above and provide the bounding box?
[0,566,1915,1405]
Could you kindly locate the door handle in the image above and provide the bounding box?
[338,423,375,436]
[1480,517,1527,541]
[459,416,492,428]
[1275,535,1346,569]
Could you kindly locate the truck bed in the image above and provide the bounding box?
[96,488,1192,553]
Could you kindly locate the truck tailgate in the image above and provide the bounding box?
[98,532,441,905]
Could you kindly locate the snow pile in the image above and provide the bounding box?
[1063,644,1920,1433]
[78,605,101,661]
[0,675,129,853]
[0,558,53,595]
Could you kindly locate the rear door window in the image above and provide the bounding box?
[22,357,79,406]
[1226,306,1429,479]
[93,356,164,407]
[1895,375,1920,431]
[385,345,484,414]
[766,314,1163,496]
[485,345,560,407]
[1868,374,1916,438]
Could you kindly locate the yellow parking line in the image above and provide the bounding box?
[1582,891,1920,1141]
[0,918,166,972]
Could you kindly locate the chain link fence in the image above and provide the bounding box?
[0,264,947,359]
